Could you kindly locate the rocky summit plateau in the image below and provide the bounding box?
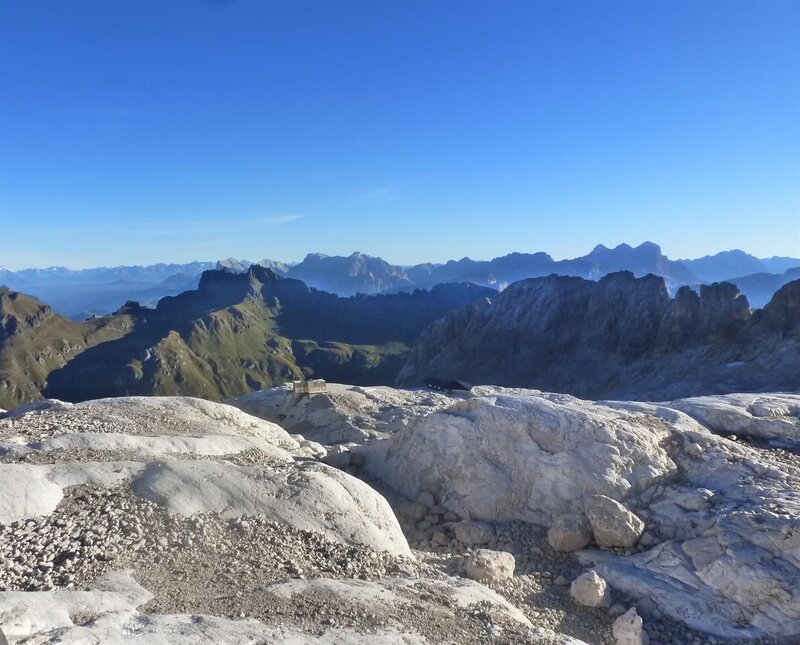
[0,382,799,644]
[0,252,799,644]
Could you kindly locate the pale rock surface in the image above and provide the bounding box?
[0,392,600,645]
[355,387,800,639]
[668,392,800,441]
[356,390,676,525]
[131,459,409,554]
[0,396,410,555]
[0,570,590,644]
[9,431,294,461]
[2,399,74,418]
[0,465,63,524]
[548,514,593,552]
[229,383,460,445]
[585,495,645,548]
[0,570,431,644]
[612,608,649,645]
[262,576,532,629]
[570,571,611,608]
[464,549,515,581]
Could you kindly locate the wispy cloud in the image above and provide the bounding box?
[358,187,400,204]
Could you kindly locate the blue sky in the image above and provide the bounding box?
[1,0,798,269]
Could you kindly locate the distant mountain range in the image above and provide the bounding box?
[399,272,800,400]
[1,243,797,317]
[0,262,215,319]
[0,266,493,409]
[3,264,797,410]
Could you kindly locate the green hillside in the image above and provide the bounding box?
[0,267,494,406]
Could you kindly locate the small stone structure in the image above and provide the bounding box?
[292,379,328,399]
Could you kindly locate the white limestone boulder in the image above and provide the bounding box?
[464,549,515,581]
[570,571,611,608]
[0,396,410,556]
[131,460,410,555]
[548,514,593,552]
[0,465,64,524]
[669,393,800,441]
[357,391,676,524]
[612,608,649,645]
[585,495,645,548]
[454,519,495,545]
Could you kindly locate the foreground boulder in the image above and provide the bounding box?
[612,608,649,645]
[585,495,645,548]
[356,391,676,525]
[355,387,800,639]
[0,397,408,556]
[464,549,515,582]
[570,571,611,608]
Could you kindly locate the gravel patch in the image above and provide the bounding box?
[0,486,544,644]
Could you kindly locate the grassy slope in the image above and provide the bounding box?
[0,290,133,409]
[138,298,407,399]
[16,271,491,405]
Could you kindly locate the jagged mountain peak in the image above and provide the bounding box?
[588,241,662,257]
[399,273,799,400]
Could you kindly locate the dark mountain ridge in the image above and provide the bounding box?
[678,249,770,283]
[398,272,800,400]
[8,266,494,405]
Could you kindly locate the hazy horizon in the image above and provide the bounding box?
[2,240,800,273]
[1,1,798,269]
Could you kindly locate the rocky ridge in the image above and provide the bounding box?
[0,395,587,644]
[2,385,799,643]
[235,383,800,642]
[0,266,494,409]
[398,272,800,400]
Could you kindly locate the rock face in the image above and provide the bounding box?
[398,272,800,400]
[355,387,800,639]
[284,251,414,295]
[585,496,645,548]
[357,391,677,525]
